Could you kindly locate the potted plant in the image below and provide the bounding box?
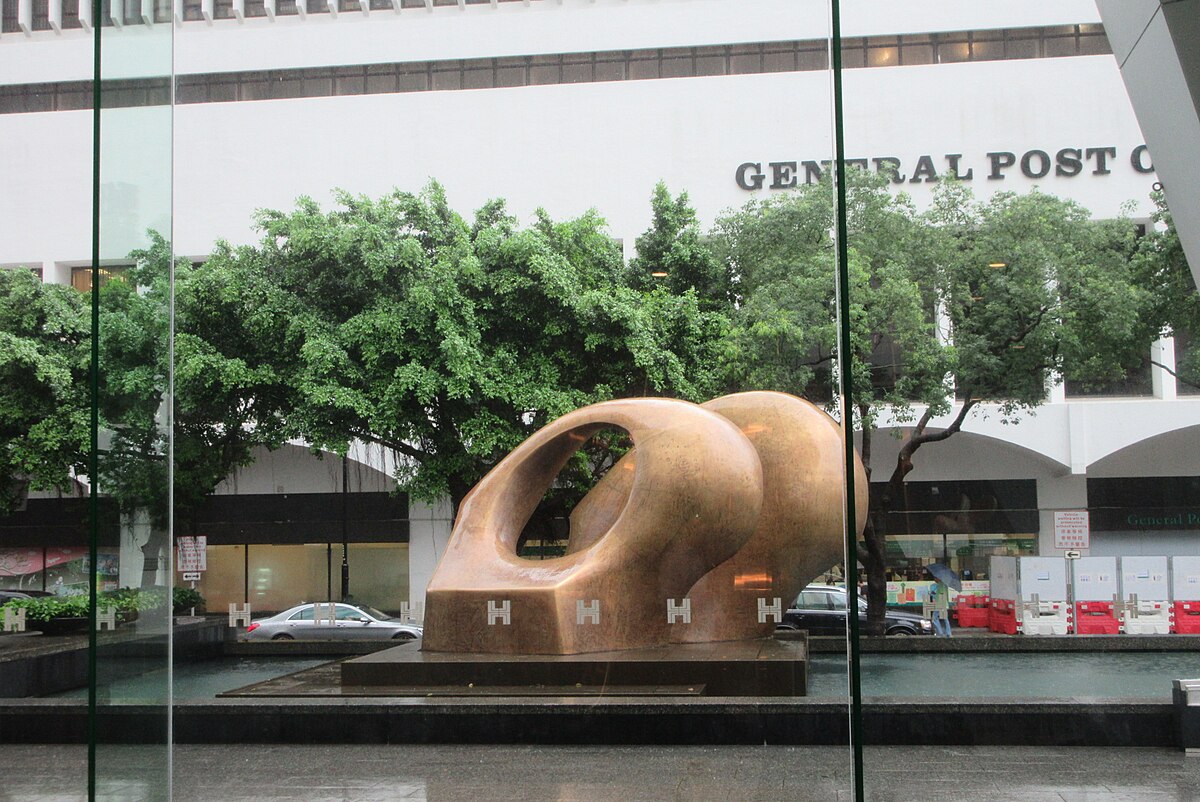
[0,594,94,635]
[172,587,205,615]
[0,587,169,634]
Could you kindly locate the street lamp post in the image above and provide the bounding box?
[341,453,349,601]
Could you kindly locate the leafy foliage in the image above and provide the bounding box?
[1130,192,1200,390]
[0,269,90,514]
[1,594,93,621]
[712,170,951,432]
[0,587,166,622]
[712,173,1165,632]
[0,175,1187,615]
[173,586,205,614]
[207,182,725,509]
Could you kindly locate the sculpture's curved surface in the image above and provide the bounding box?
[421,398,764,654]
[422,392,866,655]
[677,392,868,642]
[569,392,867,644]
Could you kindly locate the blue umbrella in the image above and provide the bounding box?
[926,562,963,592]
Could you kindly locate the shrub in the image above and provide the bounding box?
[173,587,205,614]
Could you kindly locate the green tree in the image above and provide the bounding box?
[713,171,953,633]
[877,184,1153,632]
[630,182,732,309]
[1131,191,1200,390]
[107,234,298,532]
[216,181,724,516]
[0,269,90,514]
[713,176,1159,633]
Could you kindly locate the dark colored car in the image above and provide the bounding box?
[778,584,933,636]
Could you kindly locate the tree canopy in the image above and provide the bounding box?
[0,269,90,514]
[197,182,726,511]
[709,173,1163,632]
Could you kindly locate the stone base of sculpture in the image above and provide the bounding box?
[340,636,807,697]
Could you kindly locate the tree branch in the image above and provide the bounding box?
[1151,359,1200,391]
[999,305,1050,350]
[890,398,979,491]
[358,432,425,462]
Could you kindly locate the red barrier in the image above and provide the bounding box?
[1173,601,1200,634]
[956,594,990,628]
[989,598,1018,635]
[1074,601,1120,635]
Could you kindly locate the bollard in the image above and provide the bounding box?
[1175,678,1200,756]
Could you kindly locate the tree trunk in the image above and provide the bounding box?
[861,518,889,636]
[448,476,472,527]
[856,411,889,636]
[870,399,978,633]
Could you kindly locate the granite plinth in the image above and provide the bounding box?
[340,638,807,697]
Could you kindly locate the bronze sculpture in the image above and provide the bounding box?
[421,391,868,654]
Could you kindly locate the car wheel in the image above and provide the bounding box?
[775,623,800,632]
[886,627,914,636]
[271,633,294,641]
[392,631,416,640]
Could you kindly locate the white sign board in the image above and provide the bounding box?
[1053,510,1090,550]
[182,572,201,582]
[1171,555,1200,602]
[1073,555,1119,601]
[1120,555,1169,600]
[177,536,207,572]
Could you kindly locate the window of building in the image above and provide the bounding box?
[1064,351,1155,398]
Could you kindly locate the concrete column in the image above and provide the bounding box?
[1035,475,1089,557]
[1048,372,1067,404]
[1152,335,1177,401]
[407,497,454,610]
[44,261,72,287]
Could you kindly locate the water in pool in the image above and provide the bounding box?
[50,657,330,701]
[45,651,1199,700]
[807,651,1200,699]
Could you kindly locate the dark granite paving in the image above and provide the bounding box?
[1,744,1198,801]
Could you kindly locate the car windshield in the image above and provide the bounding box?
[365,606,391,621]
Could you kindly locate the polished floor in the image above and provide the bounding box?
[1,744,1198,802]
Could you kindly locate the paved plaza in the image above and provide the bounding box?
[1,744,1198,801]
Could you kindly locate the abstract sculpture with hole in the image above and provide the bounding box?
[422,391,868,654]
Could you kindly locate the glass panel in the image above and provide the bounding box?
[152,0,850,796]
[347,543,410,611]
[840,1,1199,796]
[0,10,92,794]
[93,0,174,796]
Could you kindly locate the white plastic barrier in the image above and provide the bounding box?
[1120,556,1171,635]
[1072,556,1120,635]
[1018,557,1071,635]
[987,556,1019,634]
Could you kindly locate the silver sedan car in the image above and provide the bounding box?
[244,602,423,641]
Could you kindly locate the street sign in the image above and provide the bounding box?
[1065,550,1081,560]
[1053,510,1090,550]
[177,536,207,572]
[182,572,201,581]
